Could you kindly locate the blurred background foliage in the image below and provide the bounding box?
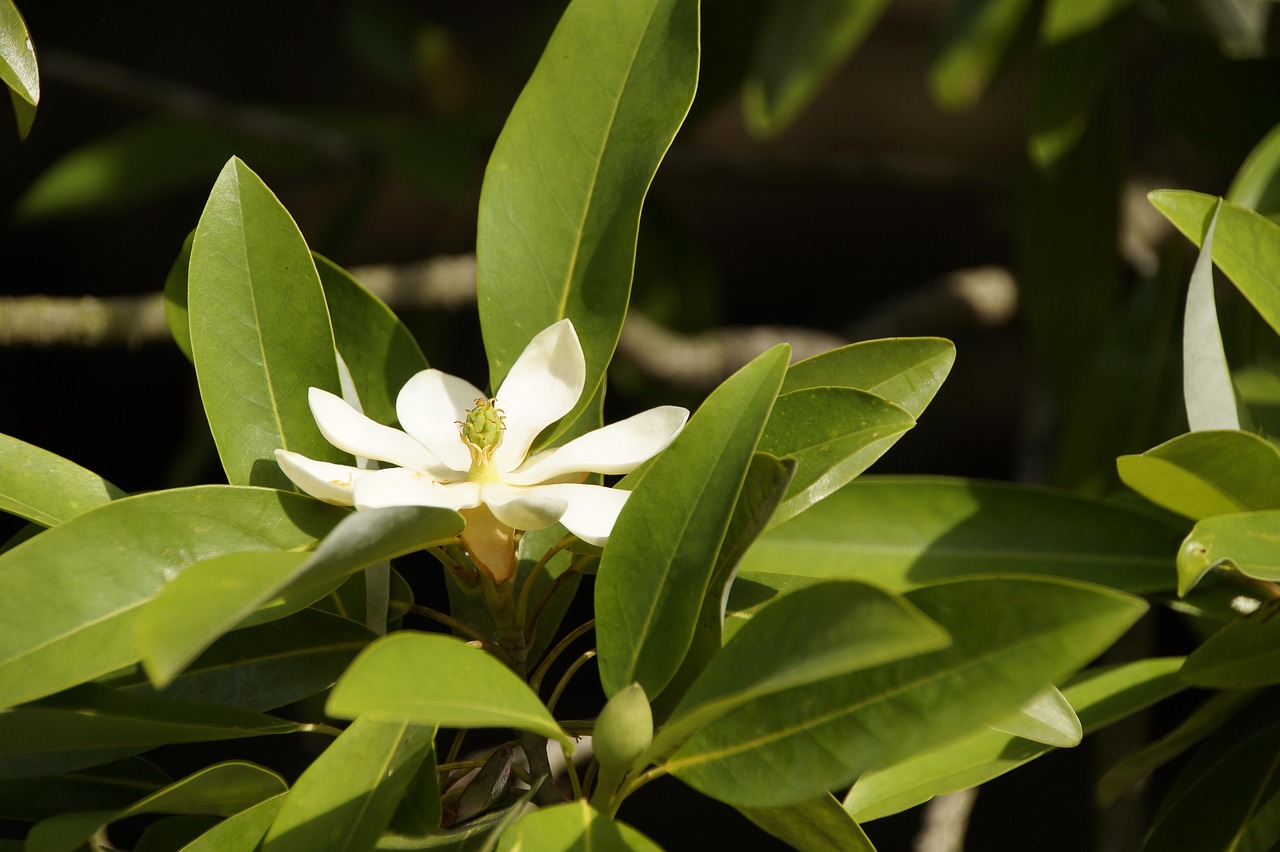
[1,0,1278,847]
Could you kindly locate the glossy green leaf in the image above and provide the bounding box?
[1178,510,1280,594]
[759,387,915,527]
[1229,121,1280,222]
[744,0,891,136]
[136,816,219,851]
[653,580,947,759]
[135,505,461,687]
[497,801,660,851]
[722,571,827,643]
[987,685,1080,748]
[0,757,169,821]
[664,576,1146,808]
[595,346,789,699]
[26,762,285,852]
[315,255,430,426]
[164,230,196,360]
[189,156,345,489]
[0,432,125,526]
[1029,0,1134,166]
[113,608,374,712]
[9,86,32,137]
[1150,191,1280,338]
[0,486,344,709]
[0,0,37,123]
[929,0,1037,111]
[781,337,955,419]
[1181,201,1240,430]
[262,718,434,852]
[1144,717,1280,851]
[739,476,1176,594]
[1118,430,1280,521]
[739,793,875,852]
[182,794,285,852]
[845,656,1185,821]
[327,632,570,750]
[476,0,698,436]
[1182,607,1280,688]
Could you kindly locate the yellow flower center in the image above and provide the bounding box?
[461,398,505,482]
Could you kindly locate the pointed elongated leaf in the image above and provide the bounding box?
[0,0,37,111]
[780,337,955,419]
[1182,607,1280,688]
[315,255,430,426]
[182,794,285,852]
[26,762,285,852]
[595,346,789,699]
[739,476,1176,594]
[1117,430,1280,521]
[0,486,344,709]
[135,505,461,687]
[744,0,891,136]
[739,793,875,852]
[1178,510,1280,594]
[929,0,1037,111]
[1229,121,1280,221]
[189,156,346,489]
[845,657,1185,821]
[497,801,661,852]
[262,718,434,852]
[1150,191,1280,337]
[760,387,915,527]
[164,230,196,359]
[327,632,570,750]
[0,757,169,821]
[0,432,125,526]
[476,0,698,437]
[1181,201,1240,430]
[651,580,947,759]
[988,685,1080,747]
[664,576,1146,808]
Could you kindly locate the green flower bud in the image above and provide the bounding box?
[592,682,653,771]
[461,397,505,463]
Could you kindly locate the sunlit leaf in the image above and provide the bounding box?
[1182,608,1280,688]
[181,794,285,852]
[497,801,661,851]
[0,432,125,527]
[780,337,955,419]
[1117,430,1280,521]
[1180,201,1240,430]
[1178,510,1280,594]
[739,793,875,852]
[987,685,1080,748]
[0,0,37,138]
[1228,120,1280,222]
[0,757,169,821]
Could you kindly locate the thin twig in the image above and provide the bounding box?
[914,788,979,852]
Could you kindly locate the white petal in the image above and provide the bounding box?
[395,369,484,473]
[274,449,368,506]
[309,388,451,476]
[353,468,482,512]
[532,483,630,546]
[479,482,568,531]
[504,406,690,485]
[493,319,586,472]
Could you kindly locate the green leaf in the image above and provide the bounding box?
[1182,606,1280,688]
[929,0,1037,112]
[1178,510,1280,594]
[652,580,948,760]
[315,254,430,426]
[739,793,875,852]
[182,794,285,852]
[759,387,915,527]
[987,685,1080,748]
[0,0,37,119]
[476,0,698,436]
[262,718,434,852]
[780,337,955,419]
[497,801,661,852]
[845,656,1186,821]
[1029,0,1134,166]
[1150,191,1280,338]
[664,575,1146,808]
[189,156,345,489]
[0,432,125,526]
[327,632,570,751]
[744,0,891,137]
[1117,430,1280,521]
[134,505,461,687]
[738,476,1176,594]
[26,762,285,852]
[1181,201,1240,430]
[0,485,344,709]
[1229,121,1280,222]
[164,230,195,360]
[595,346,789,699]
[9,85,33,137]
[0,757,169,821]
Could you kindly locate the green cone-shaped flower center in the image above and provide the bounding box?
[461,397,505,480]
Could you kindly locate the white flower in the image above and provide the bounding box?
[275,319,688,555]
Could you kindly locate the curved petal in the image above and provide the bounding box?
[353,468,481,512]
[492,319,586,472]
[395,369,484,474]
[309,388,453,477]
[504,406,690,485]
[479,482,568,532]
[274,449,368,506]
[533,483,630,546]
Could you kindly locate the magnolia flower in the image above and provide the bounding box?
[275,319,688,582]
